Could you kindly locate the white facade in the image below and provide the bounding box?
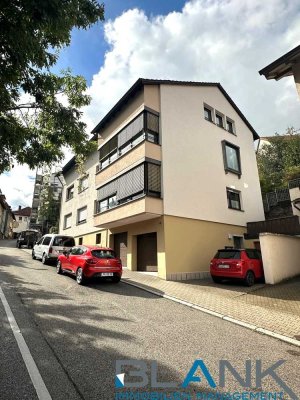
[59,149,105,245]
[160,84,265,226]
[14,215,30,233]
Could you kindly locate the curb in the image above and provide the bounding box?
[122,278,300,348]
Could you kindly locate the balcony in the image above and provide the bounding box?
[96,110,160,184]
[94,161,162,228]
[94,196,163,228]
[96,140,161,188]
[246,215,300,239]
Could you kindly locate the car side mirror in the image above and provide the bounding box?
[63,250,69,256]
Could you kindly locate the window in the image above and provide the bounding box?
[215,113,224,128]
[98,110,159,171]
[227,188,242,210]
[77,206,87,225]
[226,118,235,134]
[91,249,116,259]
[204,106,213,122]
[78,237,83,245]
[64,213,72,229]
[95,162,161,214]
[96,233,101,244]
[18,216,22,221]
[78,176,88,193]
[222,141,241,176]
[42,236,51,245]
[66,185,74,200]
[53,236,75,247]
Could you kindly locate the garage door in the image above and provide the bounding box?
[114,232,128,268]
[137,232,158,272]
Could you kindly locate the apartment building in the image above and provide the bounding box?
[58,148,108,246]
[92,78,265,280]
[30,169,62,233]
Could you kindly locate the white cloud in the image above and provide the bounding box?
[84,0,300,137]
[0,164,35,210]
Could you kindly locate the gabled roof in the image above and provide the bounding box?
[91,78,259,140]
[13,207,31,216]
[259,45,300,80]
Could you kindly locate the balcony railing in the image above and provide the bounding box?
[96,110,159,173]
[95,162,161,214]
[262,188,291,212]
[289,178,300,190]
[246,215,300,239]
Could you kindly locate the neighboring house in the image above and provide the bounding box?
[0,190,16,239]
[92,78,265,280]
[30,169,62,234]
[259,44,300,99]
[58,148,108,246]
[12,206,31,237]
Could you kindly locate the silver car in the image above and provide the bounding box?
[32,234,75,265]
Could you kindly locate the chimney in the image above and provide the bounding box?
[19,205,22,211]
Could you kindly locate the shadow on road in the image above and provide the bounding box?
[0,247,217,399]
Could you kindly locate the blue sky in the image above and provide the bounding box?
[54,0,187,84]
[1,0,300,209]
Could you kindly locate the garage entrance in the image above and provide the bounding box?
[114,232,128,268]
[137,232,158,272]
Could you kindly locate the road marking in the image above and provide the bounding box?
[0,286,52,400]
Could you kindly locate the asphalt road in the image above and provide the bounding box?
[0,240,299,400]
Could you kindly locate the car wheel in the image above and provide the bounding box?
[244,270,255,287]
[32,250,36,260]
[211,276,222,284]
[42,253,48,265]
[76,268,85,285]
[112,275,121,283]
[56,261,63,274]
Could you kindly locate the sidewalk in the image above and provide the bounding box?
[122,269,300,344]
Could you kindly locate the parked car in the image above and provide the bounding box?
[57,245,122,285]
[210,248,264,286]
[16,230,40,249]
[32,234,75,264]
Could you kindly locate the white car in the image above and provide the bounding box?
[32,234,75,265]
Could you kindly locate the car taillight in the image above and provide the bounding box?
[86,258,97,265]
[49,247,53,254]
[236,261,244,269]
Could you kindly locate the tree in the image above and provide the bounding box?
[0,0,104,173]
[257,128,300,193]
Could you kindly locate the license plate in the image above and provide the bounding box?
[101,273,114,277]
[218,264,229,269]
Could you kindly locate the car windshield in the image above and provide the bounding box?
[91,250,116,259]
[53,236,75,247]
[214,250,241,259]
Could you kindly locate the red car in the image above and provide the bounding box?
[57,245,122,285]
[210,248,264,286]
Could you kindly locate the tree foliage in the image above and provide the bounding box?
[0,0,104,172]
[257,128,300,193]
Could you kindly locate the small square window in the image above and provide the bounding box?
[78,175,88,193]
[78,237,83,245]
[204,107,213,122]
[66,185,74,201]
[96,233,101,244]
[77,206,87,225]
[226,119,235,134]
[64,213,72,229]
[227,188,241,210]
[216,114,224,128]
